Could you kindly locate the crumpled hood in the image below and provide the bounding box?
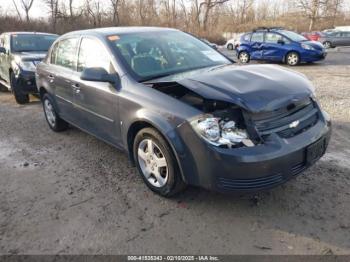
[151,64,314,113]
[14,51,47,62]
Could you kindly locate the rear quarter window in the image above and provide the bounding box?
[242,33,251,42]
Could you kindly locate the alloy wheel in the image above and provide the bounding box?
[44,99,56,127]
[323,42,331,49]
[287,53,299,66]
[137,138,168,188]
[239,52,249,63]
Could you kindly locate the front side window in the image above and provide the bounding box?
[108,31,231,81]
[54,38,79,70]
[77,38,111,72]
[251,32,264,42]
[11,34,58,52]
[265,33,282,43]
[279,31,307,42]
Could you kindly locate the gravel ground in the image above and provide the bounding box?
[0,49,349,255]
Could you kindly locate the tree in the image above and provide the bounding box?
[14,0,35,22]
[296,0,327,31]
[110,0,120,26]
[43,0,59,31]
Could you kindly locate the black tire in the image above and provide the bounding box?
[238,51,250,64]
[42,93,68,132]
[227,43,234,50]
[10,72,29,104]
[285,51,300,66]
[133,127,186,197]
[323,41,332,49]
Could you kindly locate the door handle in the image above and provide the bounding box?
[72,83,80,94]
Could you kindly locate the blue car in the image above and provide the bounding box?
[237,28,327,66]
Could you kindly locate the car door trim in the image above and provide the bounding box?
[72,102,115,123]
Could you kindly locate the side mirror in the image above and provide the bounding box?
[80,67,120,85]
[277,39,285,45]
[0,47,6,54]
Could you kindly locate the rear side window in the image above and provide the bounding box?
[251,32,264,42]
[77,38,111,72]
[242,33,251,42]
[52,38,79,70]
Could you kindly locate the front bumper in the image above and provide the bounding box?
[175,112,331,193]
[13,70,38,95]
[301,49,327,62]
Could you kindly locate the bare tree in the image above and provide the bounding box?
[15,0,35,22]
[43,0,59,31]
[296,0,328,31]
[12,0,23,21]
[110,0,120,26]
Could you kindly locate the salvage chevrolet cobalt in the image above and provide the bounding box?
[35,27,331,197]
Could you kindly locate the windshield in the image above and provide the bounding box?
[108,31,231,82]
[11,34,58,52]
[280,30,307,42]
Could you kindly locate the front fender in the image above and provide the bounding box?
[123,108,191,183]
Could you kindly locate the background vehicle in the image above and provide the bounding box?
[301,31,324,41]
[225,36,242,50]
[319,31,350,48]
[36,27,331,197]
[237,27,326,66]
[0,32,58,104]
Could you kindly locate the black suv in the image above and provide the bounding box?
[0,32,58,104]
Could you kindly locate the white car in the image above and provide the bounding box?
[225,34,243,50]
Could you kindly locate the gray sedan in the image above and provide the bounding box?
[320,31,350,48]
[35,27,331,197]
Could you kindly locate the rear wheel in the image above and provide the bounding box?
[133,128,186,197]
[286,52,300,66]
[323,41,332,49]
[238,51,250,64]
[42,93,68,132]
[10,72,29,104]
[227,43,234,50]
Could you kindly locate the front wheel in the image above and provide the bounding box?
[42,93,68,132]
[10,72,29,104]
[238,51,250,64]
[133,128,186,197]
[286,52,300,66]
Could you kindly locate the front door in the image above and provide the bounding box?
[262,32,287,61]
[71,37,121,145]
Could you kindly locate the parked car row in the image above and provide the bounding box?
[0,32,58,103]
[0,27,331,197]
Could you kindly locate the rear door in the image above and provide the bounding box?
[48,37,80,123]
[340,32,350,46]
[70,37,121,145]
[249,32,264,60]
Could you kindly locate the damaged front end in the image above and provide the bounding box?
[146,81,262,148]
[146,79,320,150]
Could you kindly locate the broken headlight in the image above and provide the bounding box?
[190,115,254,148]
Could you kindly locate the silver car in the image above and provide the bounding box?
[320,31,350,48]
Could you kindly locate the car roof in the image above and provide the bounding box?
[1,32,58,36]
[63,26,179,38]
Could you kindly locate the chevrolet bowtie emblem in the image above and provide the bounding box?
[289,120,300,128]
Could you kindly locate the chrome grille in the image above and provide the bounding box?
[251,99,319,138]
